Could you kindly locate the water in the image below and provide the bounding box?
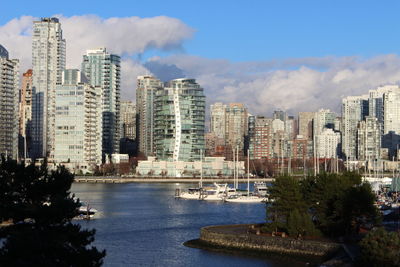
[71,183,307,266]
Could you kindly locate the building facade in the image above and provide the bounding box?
[0,45,19,159]
[341,95,369,160]
[315,128,340,159]
[357,116,381,161]
[136,75,163,156]
[225,103,248,155]
[210,102,227,139]
[298,112,315,140]
[154,78,205,162]
[120,100,136,140]
[249,116,274,159]
[82,48,121,160]
[31,17,66,159]
[54,69,102,168]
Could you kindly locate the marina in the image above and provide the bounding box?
[71,182,305,266]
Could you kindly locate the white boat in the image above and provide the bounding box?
[225,194,265,203]
[201,183,228,201]
[225,149,264,203]
[254,181,268,197]
[177,188,202,200]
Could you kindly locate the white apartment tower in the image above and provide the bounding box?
[315,128,340,159]
[383,90,400,135]
[82,48,121,160]
[357,116,381,161]
[54,69,102,167]
[31,17,66,159]
[341,95,369,160]
[0,45,19,159]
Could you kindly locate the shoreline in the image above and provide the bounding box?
[73,177,275,183]
[185,224,350,266]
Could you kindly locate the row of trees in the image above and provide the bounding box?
[264,172,380,238]
[0,157,105,266]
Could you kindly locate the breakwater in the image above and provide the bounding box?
[196,224,340,258]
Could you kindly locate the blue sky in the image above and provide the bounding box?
[2,0,400,115]
[2,0,400,62]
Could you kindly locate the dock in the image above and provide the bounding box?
[74,176,275,184]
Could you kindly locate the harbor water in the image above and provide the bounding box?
[72,183,309,266]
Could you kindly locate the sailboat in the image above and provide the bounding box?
[225,149,265,203]
[176,150,204,200]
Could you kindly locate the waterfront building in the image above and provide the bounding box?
[54,69,102,169]
[298,112,315,140]
[136,75,163,156]
[82,48,121,160]
[154,78,205,162]
[225,103,248,155]
[120,100,136,140]
[205,132,225,157]
[357,116,381,161]
[210,102,227,139]
[315,128,340,159]
[249,116,274,160]
[341,95,369,160]
[136,156,244,177]
[31,17,66,159]
[0,45,19,159]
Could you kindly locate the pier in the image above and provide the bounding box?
[74,176,275,184]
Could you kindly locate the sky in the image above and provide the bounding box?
[1,0,400,115]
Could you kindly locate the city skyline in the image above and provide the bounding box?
[2,1,400,115]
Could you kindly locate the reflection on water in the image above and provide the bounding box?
[71,183,306,267]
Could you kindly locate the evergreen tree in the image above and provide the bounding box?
[358,227,400,266]
[0,157,105,266]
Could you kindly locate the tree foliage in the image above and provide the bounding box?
[264,172,380,238]
[0,157,105,266]
[358,227,400,267]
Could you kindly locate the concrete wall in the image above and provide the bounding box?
[200,224,340,257]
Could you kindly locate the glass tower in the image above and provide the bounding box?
[154,78,205,162]
[82,48,121,161]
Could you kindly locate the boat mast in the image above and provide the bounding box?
[200,149,203,188]
[247,149,250,197]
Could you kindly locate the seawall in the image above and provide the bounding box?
[198,224,340,258]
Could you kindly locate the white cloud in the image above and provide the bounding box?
[0,14,193,98]
[148,54,400,116]
[2,15,400,117]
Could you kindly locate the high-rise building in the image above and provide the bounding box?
[120,101,136,140]
[315,128,340,159]
[298,112,315,140]
[54,69,102,167]
[273,110,287,122]
[136,75,163,156]
[369,85,400,125]
[154,78,205,161]
[19,69,33,158]
[383,90,400,135]
[82,48,121,160]
[313,109,336,136]
[0,45,19,159]
[31,17,66,159]
[341,95,369,160]
[248,116,274,159]
[225,103,248,155]
[210,102,227,139]
[357,116,381,161]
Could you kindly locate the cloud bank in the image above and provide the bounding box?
[1,15,400,116]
